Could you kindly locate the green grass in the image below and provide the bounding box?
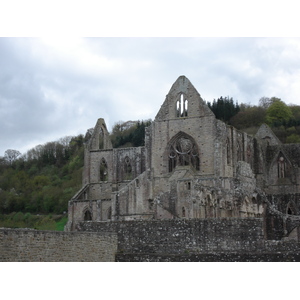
[0,212,68,231]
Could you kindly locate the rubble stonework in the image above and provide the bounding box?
[66,75,300,243]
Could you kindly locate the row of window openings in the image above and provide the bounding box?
[227,142,289,179]
[182,203,296,218]
[84,207,112,221]
[100,157,133,181]
[176,94,188,117]
[226,142,247,165]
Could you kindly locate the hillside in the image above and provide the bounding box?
[0,120,150,230]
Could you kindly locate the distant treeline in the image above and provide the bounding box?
[207,96,300,143]
[0,120,151,217]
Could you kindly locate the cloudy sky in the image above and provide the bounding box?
[1,2,300,157]
[2,37,300,156]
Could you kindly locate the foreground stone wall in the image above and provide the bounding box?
[0,229,117,262]
[79,218,265,254]
[78,218,300,261]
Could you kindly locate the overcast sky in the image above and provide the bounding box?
[2,37,300,156]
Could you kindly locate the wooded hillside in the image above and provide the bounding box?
[0,120,150,229]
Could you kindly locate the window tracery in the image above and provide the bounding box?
[176,93,188,117]
[168,134,199,172]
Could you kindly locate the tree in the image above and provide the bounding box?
[230,106,266,129]
[207,96,240,123]
[266,99,293,126]
[4,149,21,165]
[259,97,273,109]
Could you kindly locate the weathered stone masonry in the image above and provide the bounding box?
[0,229,117,262]
[1,218,300,261]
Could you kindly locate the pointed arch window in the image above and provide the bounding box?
[168,134,199,172]
[278,155,286,178]
[287,201,297,215]
[124,157,133,180]
[100,158,108,181]
[84,210,92,221]
[176,93,188,117]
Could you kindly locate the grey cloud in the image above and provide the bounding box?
[1,37,300,155]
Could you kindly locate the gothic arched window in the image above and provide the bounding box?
[100,158,108,181]
[278,155,285,178]
[168,134,199,172]
[124,157,133,180]
[176,93,188,117]
[84,210,92,221]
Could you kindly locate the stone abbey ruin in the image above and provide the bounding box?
[2,75,300,261]
[66,76,300,241]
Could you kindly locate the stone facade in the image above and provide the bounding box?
[65,75,300,241]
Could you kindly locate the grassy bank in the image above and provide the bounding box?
[0,212,68,231]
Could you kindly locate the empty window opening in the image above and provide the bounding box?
[100,158,108,181]
[124,157,133,180]
[84,210,92,221]
[176,100,180,117]
[107,207,112,219]
[187,182,191,190]
[182,207,186,217]
[176,94,188,117]
[287,202,296,215]
[148,199,154,210]
[278,156,285,178]
[184,99,188,117]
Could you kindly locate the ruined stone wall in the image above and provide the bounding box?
[0,229,117,262]
[112,170,154,220]
[79,218,265,255]
[112,147,145,182]
[2,219,300,261]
